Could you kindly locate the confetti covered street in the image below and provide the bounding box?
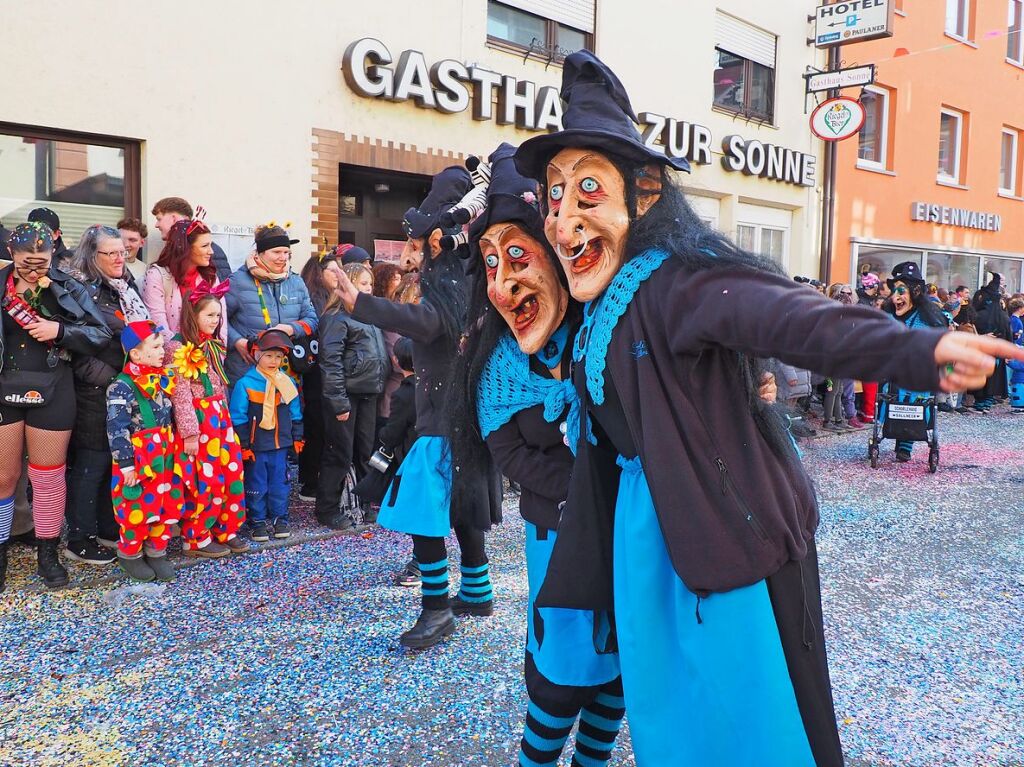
[1,410,1022,767]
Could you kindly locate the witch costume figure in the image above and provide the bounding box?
[447,143,626,767]
[512,51,1024,766]
[335,167,502,650]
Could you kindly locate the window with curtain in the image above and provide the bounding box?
[486,1,592,58]
[946,0,971,39]
[1000,128,1018,194]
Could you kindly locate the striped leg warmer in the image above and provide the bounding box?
[28,463,66,539]
[458,562,493,604]
[0,495,14,544]
[571,678,625,767]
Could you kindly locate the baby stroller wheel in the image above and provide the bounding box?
[928,448,939,474]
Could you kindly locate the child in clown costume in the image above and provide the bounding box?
[106,320,187,582]
[165,280,249,557]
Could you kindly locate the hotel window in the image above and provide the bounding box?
[1008,0,1024,64]
[0,123,140,247]
[937,109,965,184]
[858,86,890,169]
[486,1,594,58]
[713,13,776,122]
[1000,128,1019,194]
[945,0,973,41]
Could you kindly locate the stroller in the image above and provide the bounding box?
[867,385,939,473]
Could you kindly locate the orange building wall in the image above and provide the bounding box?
[832,0,1024,286]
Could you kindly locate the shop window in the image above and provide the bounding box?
[925,252,981,292]
[737,223,786,262]
[713,13,776,123]
[1000,128,1020,195]
[937,108,965,184]
[945,0,973,41]
[985,258,1023,292]
[0,124,140,247]
[486,1,592,59]
[1008,0,1024,63]
[856,246,923,284]
[858,86,890,170]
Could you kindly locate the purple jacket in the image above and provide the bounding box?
[540,259,944,607]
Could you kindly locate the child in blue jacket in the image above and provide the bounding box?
[229,329,303,541]
[1009,297,1024,413]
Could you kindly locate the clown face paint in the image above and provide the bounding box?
[480,223,568,355]
[131,333,166,368]
[544,148,630,303]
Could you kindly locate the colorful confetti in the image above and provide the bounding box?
[0,408,1020,765]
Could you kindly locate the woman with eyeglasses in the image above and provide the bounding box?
[0,223,111,591]
[882,262,949,461]
[65,225,151,567]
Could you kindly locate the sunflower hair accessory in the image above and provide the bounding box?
[172,342,209,381]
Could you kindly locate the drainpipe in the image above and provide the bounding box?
[818,43,840,285]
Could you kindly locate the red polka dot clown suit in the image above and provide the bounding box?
[165,329,246,549]
[105,321,186,558]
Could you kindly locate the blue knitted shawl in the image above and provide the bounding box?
[477,330,575,439]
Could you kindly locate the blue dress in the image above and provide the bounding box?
[377,435,451,538]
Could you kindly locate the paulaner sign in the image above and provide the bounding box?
[911,202,1002,232]
[342,38,816,188]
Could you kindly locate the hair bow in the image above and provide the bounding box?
[189,278,230,303]
[185,205,208,236]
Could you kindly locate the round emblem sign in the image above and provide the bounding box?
[810,97,866,142]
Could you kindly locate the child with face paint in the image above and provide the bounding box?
[229,329,304,542]
[165,284,248,556]
[334,167,503,650]
[106,321,186,582]
[513,52,1024,767]
[448,144,625,767]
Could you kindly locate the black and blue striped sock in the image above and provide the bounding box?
[418,557,449,610]
[519,699,576,767]
[571,678,625,767]
[458,562,493,604]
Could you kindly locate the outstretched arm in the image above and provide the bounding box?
[336,270,443,343]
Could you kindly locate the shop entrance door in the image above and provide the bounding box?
[338,164,430,263]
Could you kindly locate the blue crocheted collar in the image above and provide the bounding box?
[572,248,671,405]
[534,322,569,369]
[476,330,575,439]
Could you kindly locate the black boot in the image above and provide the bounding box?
[399,607,456,649]
[36,538,69,589]
[0,542,8,592]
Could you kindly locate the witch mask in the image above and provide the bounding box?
[544,148,660,302]
[480,222,568,356]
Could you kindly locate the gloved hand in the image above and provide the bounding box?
[241,448,256,463]
[293,440,305,455]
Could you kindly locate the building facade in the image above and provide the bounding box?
[832,0,1024,293]
[2,0,826,276]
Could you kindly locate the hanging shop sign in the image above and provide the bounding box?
[804,64,876,94]
[814,0,894,48]
[809,97,866,141]
[911,202,1002,232]
[342,38,817,188]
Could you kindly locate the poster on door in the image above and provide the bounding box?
[374,239,405,264]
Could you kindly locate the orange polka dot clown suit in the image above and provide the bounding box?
[105,321,185,562]
[165,283,246,551]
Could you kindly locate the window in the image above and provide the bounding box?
[858,86,890,168]
[856,246,923,285]
[0,123,140,248]
[985,257,1024,293]
[486,1,592,58]
[924,252,981,292]
[1008,0,1024,63]
[713,49,775,121]
[713,14,776,122]
[737,223,786,262]
[946,0,972,40]
[1000,128,1019,194]
[938,109,964,183]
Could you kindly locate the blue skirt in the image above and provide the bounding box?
[377,436,451,538]
[613,456,814,766]
[525,521,620,688]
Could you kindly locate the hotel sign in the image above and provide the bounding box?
[911,202,1002,232]
[814,0,894,48]
[341,38,816,187]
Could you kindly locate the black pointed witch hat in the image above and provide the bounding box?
[403,166,473,239]
[514,50,690,180]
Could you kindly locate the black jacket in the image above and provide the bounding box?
[0,264,111,374]
[319,307,390,415]
[70,276,137,449]
[540,260,945,609]
[378,375,417,457]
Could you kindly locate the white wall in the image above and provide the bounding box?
[0,0,825,273]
